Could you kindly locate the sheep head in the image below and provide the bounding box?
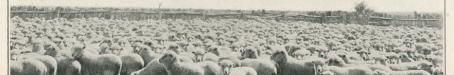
[292,50,310,60]
[44,43,60,57]
[356,51,371,60]
[417,61,434,70]
[271,50,288,64]
[326,56,345,66]
[207,46,220,56]
[159,51,179,65]
[191,48,207,62]
[240,47,259,59]
[71,44,86,60]
[219,60,234,75]
[168,43,180,53]
[133,44,153,54]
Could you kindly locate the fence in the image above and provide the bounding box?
[10,11,442,27]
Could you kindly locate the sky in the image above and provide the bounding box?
[10,0,444,12]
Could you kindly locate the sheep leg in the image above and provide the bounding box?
[313,64,317,75]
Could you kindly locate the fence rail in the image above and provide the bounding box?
[10,11,442,27]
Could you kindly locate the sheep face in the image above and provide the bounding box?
[337,54,347,60]
[241,48,258,59]
[132,47,142,54]
[292,50,311,60]
[314,64,325,75]
[357,51,371,60]
[44,44,59,57]
[192,50,207,62]
[109,44,123,55]
[207,47,220,56]
[32,41,45,54]
[219,60,234,75]
[285,45,300,54]
[326,57,344,66]
[433,68,444,75]
[71,46,86,60]
[271,51,287,64]
[375,58,388,65]
[159,52,179,65]
[417,61,434,70]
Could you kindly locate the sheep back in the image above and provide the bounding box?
[240,59,277,75]
[120,54,145,75]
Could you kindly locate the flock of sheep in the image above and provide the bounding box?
[9,17,444,75]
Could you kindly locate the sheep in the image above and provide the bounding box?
[10,59,48,75]
[196,61,223,75]
[176,46,199,63]
[218,56,242,67]
[320,71,335,75]
[192,47,219,63]
[306,45,328,57]
[158,51,205,75]
[238,47,277,75]
[270,50,325,75]
[119,54,144,75]
[130,59,168,75]
[105,44,123,55]
[337,51,367,64]
[31,40,46,55]
[208,46,242,67]
[373,70,431,75]
[426,55,443,67]
[356,50,372,61]
[207,46,235,58]
[179,52,196,63]
[284,43,300,56]
[326,53,392,72]
[219,60,257,75]
[386,53,400,64]
[132,43,161,64]
[43,44,81,75]
[18,53,58,75]
[321,66,374,75]
[431,67,444,75]
[240,47,260,59]
[370,53,389,65]
[398,53,414,63]
[55,57,81,75]
[291,49,311,60]
[45,49,82,75]
[168,42,183,54]
[386,60,433,72]
[71,45,122,75]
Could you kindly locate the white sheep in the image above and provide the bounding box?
[159,51,205,75]
[219,60,257,75]
[270,50,325,75]
[373,70,431,75]
[71,45,122,75]
[120,54,144,75]
[10,59,48,75]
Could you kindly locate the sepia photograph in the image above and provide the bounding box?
[5,0,446,75]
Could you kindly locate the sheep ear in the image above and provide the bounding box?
[356,51,361,54]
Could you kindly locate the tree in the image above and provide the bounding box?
[354,1,374,25]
